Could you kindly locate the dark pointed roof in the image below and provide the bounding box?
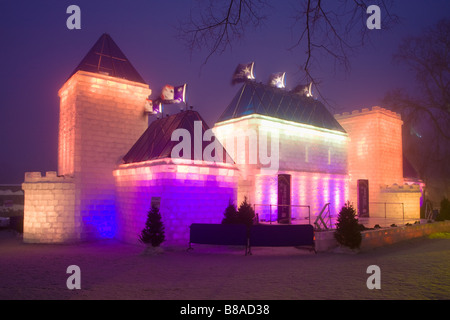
[216,82,346,133]
[69,33,146,84]
[123,110,233,164]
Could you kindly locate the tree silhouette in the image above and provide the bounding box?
[178,0,398,102]
[334,202,362,249]
[384,19,450,204]
[139,205,165,247]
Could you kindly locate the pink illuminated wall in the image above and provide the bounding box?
[335,107,406,216]
[23,71,152,243]
[213,114,349,220]
[254,172,348,223]
[58,77,76,176]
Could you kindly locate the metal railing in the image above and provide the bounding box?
[253,204,311,225]
[368,202,405,220]
[314,203,332,230]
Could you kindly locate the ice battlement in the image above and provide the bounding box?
[381,183,421,193]
[334,106,401,120]
[24,171,73,183]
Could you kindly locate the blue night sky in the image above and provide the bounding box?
[0,0,449,184]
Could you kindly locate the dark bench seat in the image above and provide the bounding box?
[188,223,248,253]
[248,224,315,254]
[188,223,315,255]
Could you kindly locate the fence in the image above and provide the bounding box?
[253,201,416,229]
[368,202,405,219]
[354,201,422,228]
[253,204,311,224]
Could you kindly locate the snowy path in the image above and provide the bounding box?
[0,230,449,300]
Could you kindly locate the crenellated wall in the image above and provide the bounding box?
[377,184,422,219]
[335,106,421,220]
[23,71,152,243]
[22,172,78,243]
[22,34,423,246]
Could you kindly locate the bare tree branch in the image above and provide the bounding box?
[178,0,268,65]
[178,0,398,113]
[384,19,450,202]
[386,19,450,140]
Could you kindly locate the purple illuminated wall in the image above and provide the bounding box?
[213,115,350,223]
[254,172,348,223]
[114,160,237,246]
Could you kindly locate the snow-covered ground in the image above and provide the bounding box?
[0,229,448,300]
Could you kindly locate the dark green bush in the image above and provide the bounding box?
[237,196,255,227]
[436,198,450,221]
[222,197,255,227]
[139,205,165,247]
[222,199,238,224]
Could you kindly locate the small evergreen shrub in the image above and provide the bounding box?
[334,202,362,249]
[139,205,165,247]
[222,197,256,227]
[236,196,256,227]
[222,199,238,224]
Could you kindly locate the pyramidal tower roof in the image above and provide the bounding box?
[122,110,233,164]
[69,33,146,84]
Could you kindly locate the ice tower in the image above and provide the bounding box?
[22,34,151,242]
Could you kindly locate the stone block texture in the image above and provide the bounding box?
[114,159,237,246]
[23,71,151,243]
[335,107,421,220]
[213,114,349,218]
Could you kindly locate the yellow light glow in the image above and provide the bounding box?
[215,114,348,141]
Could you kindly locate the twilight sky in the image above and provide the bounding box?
[1,0,449,184]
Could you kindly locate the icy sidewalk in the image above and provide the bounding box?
[0,230,449,300]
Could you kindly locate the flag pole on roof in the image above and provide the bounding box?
[268,72,286,89]
[160,83,187,104]
[144,98,163,115]
[145,83,188,115]
[232,62,256,85]
[291,82,313,98]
